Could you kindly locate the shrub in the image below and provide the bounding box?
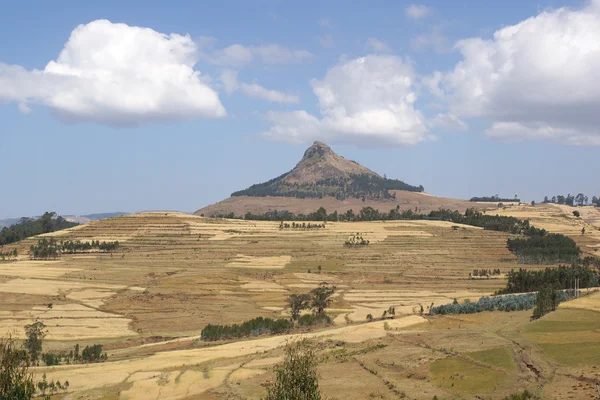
[264,339,322,400]
[0,335,35,400]
[297,314,331,327]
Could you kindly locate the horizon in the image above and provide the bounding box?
[2,0,600,219]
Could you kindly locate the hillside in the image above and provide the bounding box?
[197,141,474,217]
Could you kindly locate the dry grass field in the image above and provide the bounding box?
[0,203,599,399]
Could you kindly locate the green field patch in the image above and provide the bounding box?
[523,309,600,366]
[466,347,516,371]
[538,342,600,366]
[429,356,512,396]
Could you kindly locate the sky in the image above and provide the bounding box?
[1,0,599,218]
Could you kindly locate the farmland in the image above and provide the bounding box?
[0,203,599,399]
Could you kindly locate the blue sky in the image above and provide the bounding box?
[1,0,598,218]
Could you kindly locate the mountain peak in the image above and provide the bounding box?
[301,141,333,160]
[291,142,377,184]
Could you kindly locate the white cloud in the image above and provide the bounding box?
[263,55,429,146]
[405,4,432,20]
[365,38,392,53]
[433,1,600,145]
[219,69,299,103]
[430,113,468,132]
[240,83,299,104]
[206,43,313,67]
[0,20,225,126]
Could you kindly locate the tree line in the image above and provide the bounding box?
[430,293,546,315]
[59,239,120,254]
[0,212,78,246]
[0,248,18,261]
[279,222,325,230]
[470,195,520,202]
[29,238,120,259]
[507,233,580,264]
[542,193,598,207]
[231,172,423,201]
[496,263,599,295]
[42,343,107,366]
[215,206,546,236]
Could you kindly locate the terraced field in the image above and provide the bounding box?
[0,203,598,399]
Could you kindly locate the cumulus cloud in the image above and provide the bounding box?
[0,20,225,126]
[429,113,468,132]
[405,4,432,19]
[365,38,392,53]
[206,43,313,67]
[432,1,600,145]
[262,55,429,146]
[219,69,299,103]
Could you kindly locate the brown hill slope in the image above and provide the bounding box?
[196,141,474,217]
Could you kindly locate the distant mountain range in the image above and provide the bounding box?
[0,212,129,229]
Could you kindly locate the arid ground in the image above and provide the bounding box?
[1,203,599,399]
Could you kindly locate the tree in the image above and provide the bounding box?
[24,321,46,365]
[0,335,36,400]
[533,284,556,319]
[264,340,321,400]
[287,294,311,321]
[310,284,336,315]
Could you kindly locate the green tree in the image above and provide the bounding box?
[533,284,555,319]
[264,340,321,400]
[310,284,336,315]
[0,335,36,400]
[287,294,311,321]
[24,321,46,365]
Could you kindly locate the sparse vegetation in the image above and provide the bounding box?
[0,248,17,261]
[344,233,369,247]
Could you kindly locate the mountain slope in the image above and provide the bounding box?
[231,141,423,201]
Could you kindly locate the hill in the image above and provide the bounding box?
[197,141,474,217]
[231,141,423,200]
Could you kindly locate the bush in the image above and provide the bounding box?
[297,314,331,327]
[264,339,322,400]
[0,335,35,400]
